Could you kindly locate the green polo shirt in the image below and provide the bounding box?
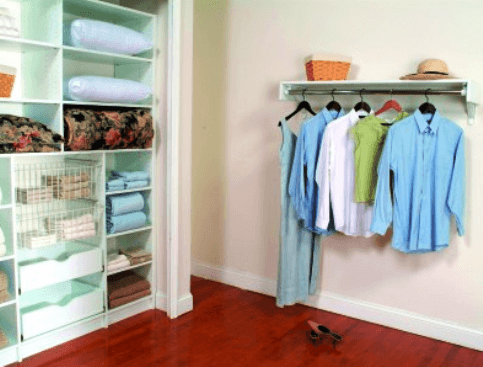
[351,112,409,203]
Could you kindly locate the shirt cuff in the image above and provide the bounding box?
[370,221,389,236]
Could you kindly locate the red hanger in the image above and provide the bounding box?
[375,90,402,116]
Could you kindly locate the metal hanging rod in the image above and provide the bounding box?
[287,89,464,96]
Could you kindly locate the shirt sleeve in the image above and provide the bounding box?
[288,128,306,221]
[370,127,395,235]
[315,126,332,230]
[447,132,465,236]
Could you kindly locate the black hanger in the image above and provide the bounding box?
[353,89,371,116]
[419,89,436,123]
[279,90,316,126]
[325,89,342,113]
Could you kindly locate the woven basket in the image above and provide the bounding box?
[0,65,16,98]
[305,55,352,81]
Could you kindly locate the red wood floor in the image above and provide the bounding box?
[10,276,483,367]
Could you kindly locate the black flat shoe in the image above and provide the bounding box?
[307,320,343,348]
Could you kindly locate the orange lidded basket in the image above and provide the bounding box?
[0,65,16,98]
[305,55,352,81]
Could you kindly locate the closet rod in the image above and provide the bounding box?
[287,89,464,96]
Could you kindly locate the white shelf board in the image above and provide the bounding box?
[104,148,153,154]
[63,46,153,65]
[279,79,481,125]
[63,0,155,22]
[0,255,14,262]
[63,101,153,108]
[0,36,60,52]
[0,98,60,105]
[107,261,152,276]
[0,298,16,309]
[106,187,152,196]
[106,225,153,239]
[0,205,12,210]
[107,294,154,313]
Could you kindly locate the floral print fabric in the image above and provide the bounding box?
[64,108,153,151]
[0,115,63,153]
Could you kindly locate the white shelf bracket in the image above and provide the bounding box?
[465,80,481,126]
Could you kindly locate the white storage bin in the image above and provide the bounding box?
[18,243,102,293]
[20,280,103,339]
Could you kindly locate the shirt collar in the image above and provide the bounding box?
[414,109,441,134]
[321,107,345,123]
[349,108,374,125]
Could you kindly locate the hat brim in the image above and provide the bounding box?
[400,73,454,80]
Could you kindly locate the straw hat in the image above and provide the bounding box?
[400,59,455,80]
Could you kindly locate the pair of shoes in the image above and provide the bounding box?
[307,320,343,348]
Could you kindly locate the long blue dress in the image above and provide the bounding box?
[276,118,325,307]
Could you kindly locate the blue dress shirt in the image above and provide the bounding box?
[289,107,345,234]
[371,110,465,253]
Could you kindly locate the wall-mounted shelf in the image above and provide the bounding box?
[279,79,481,125]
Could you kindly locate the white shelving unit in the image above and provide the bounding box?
[279,80,482,125]
[0,0,167,364]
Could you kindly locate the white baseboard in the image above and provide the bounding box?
[192,259,483,351]
[156,292,193,317]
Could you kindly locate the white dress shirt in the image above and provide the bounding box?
[315,109,374,237]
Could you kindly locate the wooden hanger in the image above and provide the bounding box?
[325,89,342,113]
[418,89,436,123]
[353,89,371,116]
[280,90,316,126]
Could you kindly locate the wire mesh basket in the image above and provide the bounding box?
[15,158,101,204]
[17,204,102,249]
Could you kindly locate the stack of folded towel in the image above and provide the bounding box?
[45,173,91,200]
[0,271,9,303]
[120,247,152,265]
[16,187,54,204]
[108,270,151,309]
[0,328,8,349]
[105,171,150,192]
[106,193,147,234]
[0,226,6,257]
[48,213,96,241]
[24,232,57,249]
[107,253,130,273]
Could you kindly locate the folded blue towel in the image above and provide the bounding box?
[107,211,147,234]
[106,193,144,215]
[125,180,149,190]
[106,185,124,192]
[111,171,150,182]
[106,178,125,188]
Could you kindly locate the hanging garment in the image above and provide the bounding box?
[371,110,465,253]
[289,107,345,233]
[315,109,374,237]
[351,112,408,203]
[276,118,326,307]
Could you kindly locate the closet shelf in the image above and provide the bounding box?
[106,187,152,196]
[106,225,152,239]
[63,46,153,65]
[279,79,482,125]
[0,99,60,105]
[107,294,153,313]
[0,299,16,309]
[107,261,152,276]
[0,36,60,52]
[63,101,153,108]
[0,256,14,262]
[0,205,12,210]
[63,0,155,23]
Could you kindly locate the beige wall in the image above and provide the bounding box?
[192,0,483,329]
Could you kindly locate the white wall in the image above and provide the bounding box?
[192,0,483,346]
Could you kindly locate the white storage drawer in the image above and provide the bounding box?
[18,243,102,292]
[20,280,104,340]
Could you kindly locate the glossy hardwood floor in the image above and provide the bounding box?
[11,276,483,367]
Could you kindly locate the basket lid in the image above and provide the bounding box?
[0,64,16,75]
[304,54,352,64]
